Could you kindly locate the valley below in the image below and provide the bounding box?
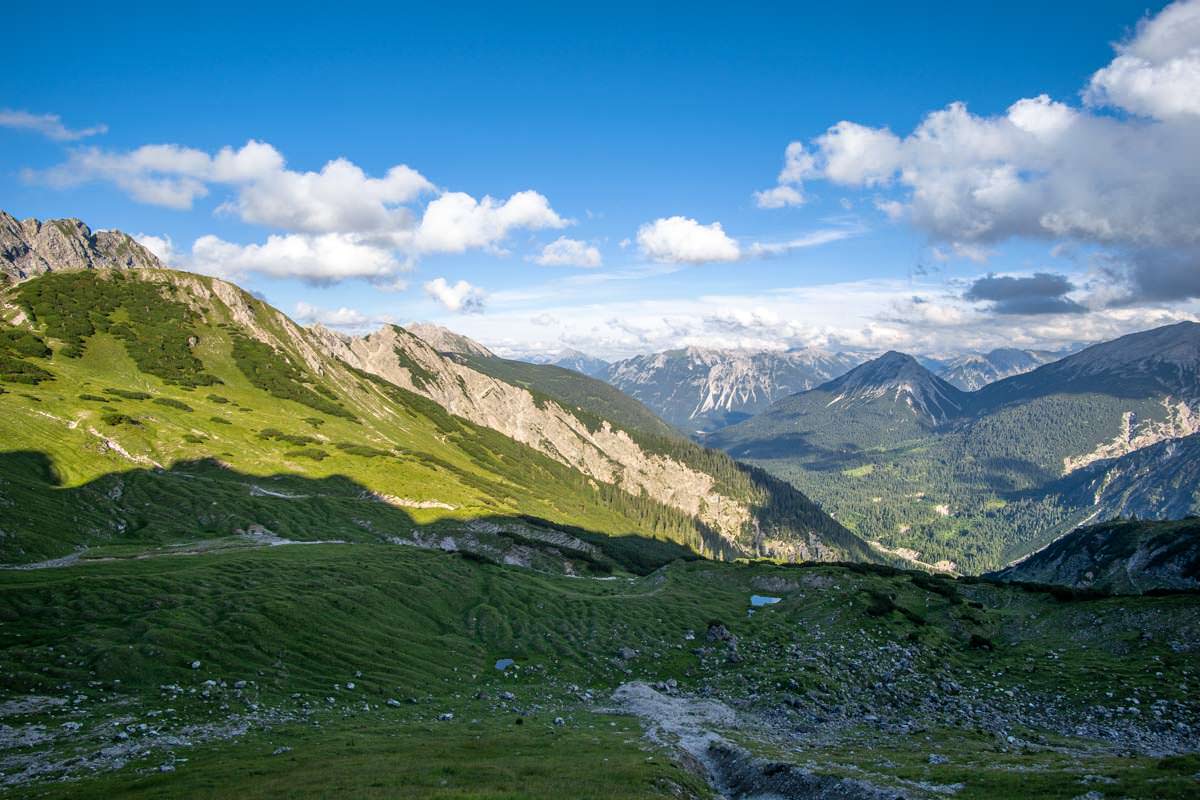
[0,219,1196,798]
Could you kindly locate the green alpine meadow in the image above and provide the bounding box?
[3,1,1200,796]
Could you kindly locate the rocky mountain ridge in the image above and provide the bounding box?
[992,518,1200,594]
[605,346,864,432]
[937,348,1060,391]
[0,211,160,282]
[309,323,858,560]
[406,322,496,359]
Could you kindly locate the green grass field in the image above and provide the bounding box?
[1,544,1197,798]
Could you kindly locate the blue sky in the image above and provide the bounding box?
[2,0,1198,358]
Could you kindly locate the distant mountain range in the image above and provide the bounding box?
[2,211,1197,582]
[525,345,1075,434]
[709,322,1200,573]
[932,348,1063,391]
[524,348,610,379]
[588,348,865,432]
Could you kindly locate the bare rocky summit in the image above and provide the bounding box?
[0,211,161,283]
[607,347,863,432]
[406,322,496,359]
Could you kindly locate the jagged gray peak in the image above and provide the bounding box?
[819,351,967,425]
[606,346,862,432]
[0,211,161,282]
[976,321,1200,406]
[405,323,495,359]
[937,348,1059,391]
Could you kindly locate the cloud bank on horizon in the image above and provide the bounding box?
[2,0,1199,359]
[754,0,1200,309]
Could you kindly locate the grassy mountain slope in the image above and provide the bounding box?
[712,330,1200,574]
[0,266,872,566]
[992,518,1200,594]
[453,350,680,441]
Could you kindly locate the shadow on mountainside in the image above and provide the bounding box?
[0,450,715,574]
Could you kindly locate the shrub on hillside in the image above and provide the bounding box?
[101,412,140,427]
[103,388,152,400]
[258,428,321,447]
[286,448,329,461]
[16,271,220,387]
[153,397,194,412]
[230,334,355,421]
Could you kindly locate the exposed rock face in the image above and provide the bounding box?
[992,518,1200,594]
[0,212,161,282]
[311,324,754,552]
[1063,399,1200,473]
[406,323,495,359]
[937,348,1059,391]
[1056,433,1200,521]
[607,347,862,432]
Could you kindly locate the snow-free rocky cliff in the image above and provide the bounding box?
[0,212,160,282]
[936,348,1059,391]
[308,324,776,555]
[606,347,862,432]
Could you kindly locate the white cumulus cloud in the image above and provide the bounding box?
[636,216,741,263]
[414,190,567,254]
[293,301,392,331]
[132,233,179,265]
[753,185,804,209]
[757,0,1200,302]
[33,140,283,210]
[534,236,602,267]
[27,139,573,281]
[424,277,485,313]
[1085,0,1200,119]
[223,157,432,233]
[189,232,403,284]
